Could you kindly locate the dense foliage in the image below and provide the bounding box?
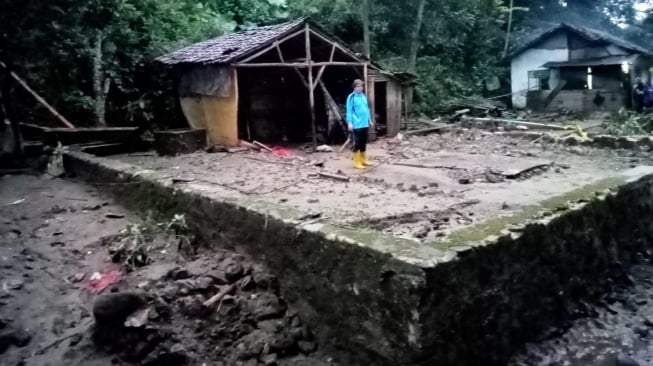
[2,0,653,127]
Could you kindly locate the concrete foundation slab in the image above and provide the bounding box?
[63,131,653,365]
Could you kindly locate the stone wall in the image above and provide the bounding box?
[65,151,653,366]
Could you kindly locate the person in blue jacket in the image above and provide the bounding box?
[346,79,373,169]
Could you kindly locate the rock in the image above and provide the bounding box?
[252,293,286,320]
[617,354,640,366]
[152,297,172,320]
[125,307,151,328]
[458,178,471,185]
[622,299,639,313]
[643,316,653,327]
[297,340,317,354]
[408,185,419,192]
[635,325,649,338]
[167,268,192,280]
[177,296,205,317]
[205,270,229,285]
[72,273,86,283]
[93,292,147,325]
[307,198,319,204]
[7,278,24,290]
[253,272,279,293]
[260,353,278,365]
[484,171,504,183]
[236,330,268,359]
[270,334,296,354]
[242,359,258,366]
[0,328,31,350]
[161,285,182,303]
[224,262,245,283]
[194,277,214,292]
[0,332,13,353]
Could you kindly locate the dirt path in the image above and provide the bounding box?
[0,174,336,366]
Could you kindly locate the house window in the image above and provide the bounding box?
[528,70,550,91]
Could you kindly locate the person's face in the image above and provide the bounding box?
[354,84,364,93]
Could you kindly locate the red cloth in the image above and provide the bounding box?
[89,270,121,293]
[271,146,291,156]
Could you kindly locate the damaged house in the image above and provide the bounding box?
[156,18,411,147]
[510,23,653,112]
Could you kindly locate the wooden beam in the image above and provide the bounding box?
[274,41,285,62]
[293,68,309,89]
[239,29,305,63]
[329,43,336,62]
[311,65,327,92]
[306,24,317,149]
[308,29,364,64]
[0,61,75,128]
[234,61,365,68]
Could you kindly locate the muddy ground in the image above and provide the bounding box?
[0,174,335,366]
[510,265,653,366]
[115,130,653,242]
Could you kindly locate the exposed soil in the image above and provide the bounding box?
[0,174,336,366]
[510,265,653,366]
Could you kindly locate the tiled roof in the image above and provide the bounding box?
[511,23,653,59]
[156,18,306,65]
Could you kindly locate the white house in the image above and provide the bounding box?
[510,23,653,112]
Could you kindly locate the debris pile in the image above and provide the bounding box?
[435,95,507,119]
[92,252,328,366]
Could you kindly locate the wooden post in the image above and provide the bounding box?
[306,24,317,149]
[0,61,75,128]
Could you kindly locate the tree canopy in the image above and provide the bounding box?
[1,0,652,126]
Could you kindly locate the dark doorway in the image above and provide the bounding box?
[374,81,388,136]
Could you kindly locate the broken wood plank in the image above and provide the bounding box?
[203,282,239,307]
[392,162,463,170]
[252,140,274,153]
[318,172,350,182]
[404,126,447,136]
[462,116,567,130]
[244,156,296,166]
[238,140,260,150]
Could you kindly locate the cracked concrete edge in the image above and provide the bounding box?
[430,165,653,252]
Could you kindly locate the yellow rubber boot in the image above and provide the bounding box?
[353,151,365,169]
[361,151,372,166]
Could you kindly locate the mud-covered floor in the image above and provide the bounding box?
[114,129,653,242]
[0,174,336,366]
[510,265,653,366]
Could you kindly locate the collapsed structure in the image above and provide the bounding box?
[156,18,413,147]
